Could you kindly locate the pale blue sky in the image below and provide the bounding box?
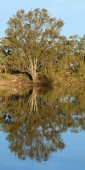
[0,0,85,38]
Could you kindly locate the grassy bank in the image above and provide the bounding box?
[0,73,33,95]
[0,71,85,91]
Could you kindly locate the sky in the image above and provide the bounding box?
[0,0,85,38]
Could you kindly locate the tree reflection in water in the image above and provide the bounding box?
[0,87,85,162]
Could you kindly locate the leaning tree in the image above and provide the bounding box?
[1,8,64,84]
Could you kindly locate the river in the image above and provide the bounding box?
[0,87,85,170]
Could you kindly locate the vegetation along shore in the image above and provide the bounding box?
[0,8,85,88]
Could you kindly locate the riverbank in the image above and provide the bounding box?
[0,72,85,92]
[0,73,33,95]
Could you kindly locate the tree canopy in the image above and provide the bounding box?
[0,8,64,83]
[0,8,85,85]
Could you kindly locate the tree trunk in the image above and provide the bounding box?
[29,58,38,85]
[30,88,38,112]
[5,66,7,73]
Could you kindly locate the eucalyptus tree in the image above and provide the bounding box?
[58,35,81,71]
[0,39,6,72]
[77,35,85,60]
[0,37,12,73]
[1,8,64,84]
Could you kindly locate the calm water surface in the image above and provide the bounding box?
[0,87,85,170]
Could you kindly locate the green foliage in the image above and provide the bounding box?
[0,8,85,84]
[0,73,9,78]
[1,8,64,83]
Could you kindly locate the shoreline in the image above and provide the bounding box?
[0,73,85,91]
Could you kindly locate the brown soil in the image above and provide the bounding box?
[0,74,33,94]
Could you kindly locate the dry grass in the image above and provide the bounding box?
[0,72,85,92]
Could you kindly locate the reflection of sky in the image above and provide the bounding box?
[60,97,76,103]
[0,130,85,170]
